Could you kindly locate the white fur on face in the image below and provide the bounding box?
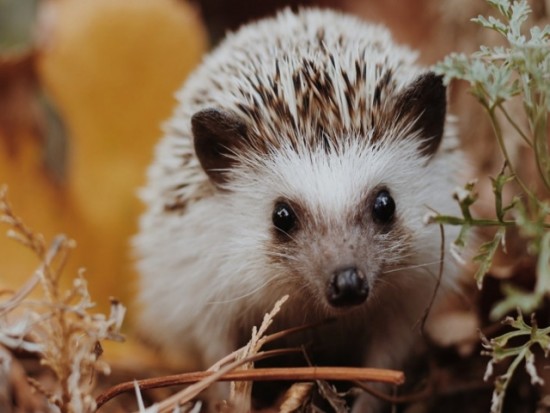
[215,127,458,311]
[227,127,434,239]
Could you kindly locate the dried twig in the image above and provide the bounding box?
[97,361,404,410]
[0,234,66,316]
[229,295,288,410]
[417,222,446,334]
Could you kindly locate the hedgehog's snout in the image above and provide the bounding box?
[326,267,369,307]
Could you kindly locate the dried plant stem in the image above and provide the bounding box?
[418,223,445,334]
[229,295,290,410]
[262,318,335,345]
[0,235,65,316]
[486,105,536,197]
[496,103,531,147]
[97,362,404,410]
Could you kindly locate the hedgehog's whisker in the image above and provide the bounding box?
[264,251,300,262]
[206,274,281,305]
[372,276,401,293]
[382,259,443,275]
[274,227,300,243]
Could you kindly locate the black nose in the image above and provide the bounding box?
[327,267,369,307]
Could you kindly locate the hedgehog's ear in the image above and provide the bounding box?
[394,72,446,157]
[192,108,249,187]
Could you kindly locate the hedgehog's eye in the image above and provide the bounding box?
[372,190,395,224]
[272,202,297,233]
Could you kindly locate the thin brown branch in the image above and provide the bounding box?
[96,352,404,410]
[97,348,298,410]
[263,318,336,345]
[419,223,446,334]
[154,362,405,413]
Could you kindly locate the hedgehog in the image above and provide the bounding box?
[134,8,464,411]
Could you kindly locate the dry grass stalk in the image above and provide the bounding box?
[229,295,289,411]
[0,186,126,413]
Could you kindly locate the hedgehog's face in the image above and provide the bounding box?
[191,71,447,313]
[249,137,428,314]
[268,187,399,309]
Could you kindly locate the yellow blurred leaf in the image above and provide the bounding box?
[1,0,207,311]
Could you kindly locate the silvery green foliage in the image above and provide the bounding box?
[481,313,550,413]
[438,0,549,110]
[434,1,550,412]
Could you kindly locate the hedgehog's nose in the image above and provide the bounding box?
[327,267,369,307]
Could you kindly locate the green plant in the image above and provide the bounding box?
[433,0,550,411]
